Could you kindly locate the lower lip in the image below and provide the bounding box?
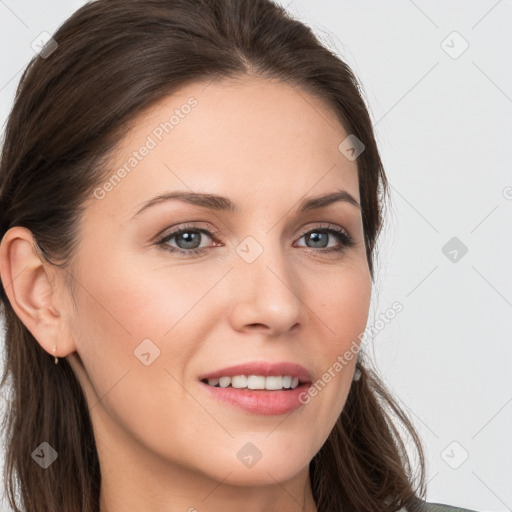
[199,381,310,415]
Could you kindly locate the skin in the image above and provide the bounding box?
[0,75,372,512]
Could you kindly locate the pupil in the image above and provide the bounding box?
[177,231,200,249]
[307,232,327,248]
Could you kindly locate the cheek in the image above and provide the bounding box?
[67,248,225,405]
[299,262,371,444]
[66,253,210,458]
[313,261,372,350]
[70,244,211,346]
[64,252,166,402]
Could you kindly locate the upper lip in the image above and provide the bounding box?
[199,361,313,383]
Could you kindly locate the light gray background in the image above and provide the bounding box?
[0,1,511,511]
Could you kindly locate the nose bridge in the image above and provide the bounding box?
[227,228,306,333]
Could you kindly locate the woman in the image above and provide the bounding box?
[0,0,478,511]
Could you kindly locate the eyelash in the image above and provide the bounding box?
[155,223,356,257]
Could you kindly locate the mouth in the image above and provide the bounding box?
[200,374,308,390]
[198,361,313,391]
[198,375,312,415]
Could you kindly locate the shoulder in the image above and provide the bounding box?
[408,499,479,512]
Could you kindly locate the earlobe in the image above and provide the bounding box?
[0,226,74,358]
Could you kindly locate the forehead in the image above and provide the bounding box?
[91,76,360,219]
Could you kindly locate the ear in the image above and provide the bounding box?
[0,226,76,359]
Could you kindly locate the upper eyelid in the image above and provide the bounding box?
[155,224,356,259]
[157,222,351,245]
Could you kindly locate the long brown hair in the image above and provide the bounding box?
[0,0,427,510]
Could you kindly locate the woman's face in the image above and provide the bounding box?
[63,76,371,493]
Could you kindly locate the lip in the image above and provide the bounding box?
[198,361,313,383]
[199,382,311,415]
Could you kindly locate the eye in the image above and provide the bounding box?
[155,223,355,257]
[295,224,355,253]
[155,224,219,256]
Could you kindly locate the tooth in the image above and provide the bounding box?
[282,376,292,388]
[247,375,266,389]
[218,376,231,388]
[231,375,248,388]
[208,374,301,390]
[265,376,283,390]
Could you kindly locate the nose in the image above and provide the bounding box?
[227,239,307,336]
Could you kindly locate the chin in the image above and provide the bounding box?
[201,443,311,487]
[219,460,308,487]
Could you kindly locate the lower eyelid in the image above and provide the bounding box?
[158,229,217,249]
[157,225,353,253]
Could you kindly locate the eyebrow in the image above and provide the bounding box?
[131,188,360,219]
